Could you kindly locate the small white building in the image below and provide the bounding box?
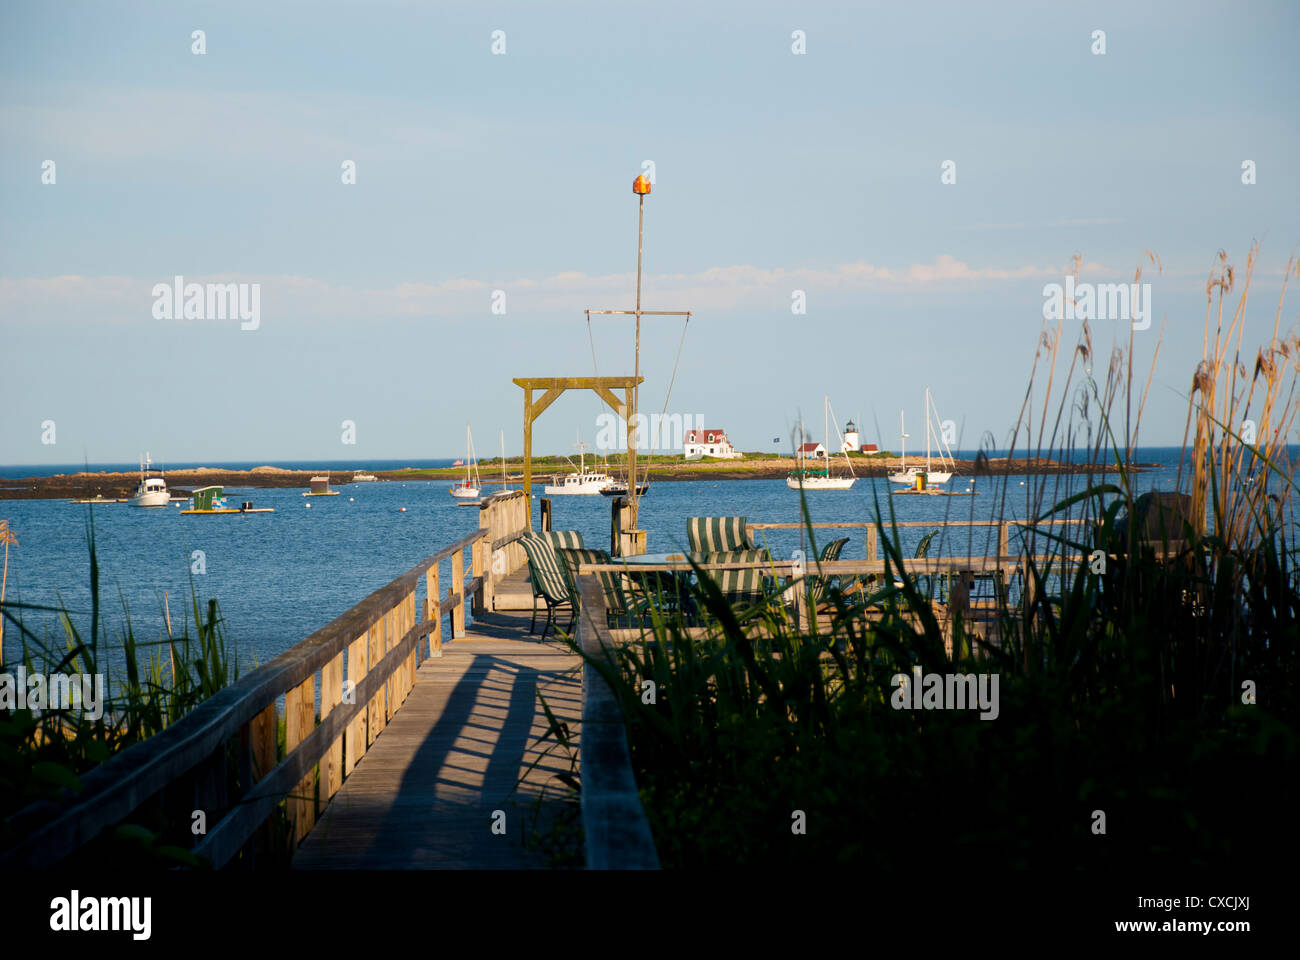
[797,441,828,460]
[842,420,860,454]
[684,427,741,460]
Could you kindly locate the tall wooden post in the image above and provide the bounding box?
[522,386,533,522]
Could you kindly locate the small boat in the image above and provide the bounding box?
[303,476,340,496]
[787,397,856,490]
[544,438,613,495]
[127,453,170,507]
[351,471,378,482]
[599,480,650,496]
[890,389,954,485]
[182,486,274,514]
[450,424,481,499]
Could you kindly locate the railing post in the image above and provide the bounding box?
[999,522,1010,561]
[472,536,487,615]
[540,497,552,532]
[285,674,316,845]
[247,703,277,864]
[427,565,442,657]
[480,500,497,611]
[367,619,386,744]
[345,631,368,774]
[320,651,344,812]
[867,526,878,563]
[451,548,466,638]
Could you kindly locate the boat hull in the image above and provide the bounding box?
[787,475,856,490]
[449,486,481,499]
[127,491,170,507]
[599,483,649,496]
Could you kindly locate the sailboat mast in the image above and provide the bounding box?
[926,389,932,472]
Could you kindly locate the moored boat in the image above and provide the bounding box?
[450,424,481,498]
[127,453,170,507]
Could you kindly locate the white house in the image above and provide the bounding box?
[797,441,828,460]
[684,427,741,460]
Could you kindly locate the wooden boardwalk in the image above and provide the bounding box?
[292,606,582,869]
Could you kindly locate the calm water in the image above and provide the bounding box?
[0,448,1203,675]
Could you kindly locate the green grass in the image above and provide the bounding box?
[556,252,1300,868]
[0,512,240,864]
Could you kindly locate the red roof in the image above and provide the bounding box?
[862,443,878,452]
[798,442,825,453]
[685,429,727,444]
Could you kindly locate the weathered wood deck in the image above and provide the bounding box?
[292,606,582,869]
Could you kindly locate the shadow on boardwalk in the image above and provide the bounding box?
[293,612,582,869]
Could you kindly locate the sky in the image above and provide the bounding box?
[2,0,1298,465]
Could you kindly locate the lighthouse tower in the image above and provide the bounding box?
[842,419,860,453]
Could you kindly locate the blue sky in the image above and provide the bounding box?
[2,0,1298,464]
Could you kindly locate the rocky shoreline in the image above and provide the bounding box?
[0,457,1154,501]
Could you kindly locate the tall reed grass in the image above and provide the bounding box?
[0,512,238,863]
[566,249,1299,868]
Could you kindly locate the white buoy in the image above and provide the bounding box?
[305,503,311,508]
[349,497,354,501]
[399,507,406,512]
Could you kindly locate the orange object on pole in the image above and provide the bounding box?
[633,174,651,195]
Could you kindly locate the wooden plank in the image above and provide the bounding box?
[195,616,429,869]
[0,530,492,869]
[293,615,583,870]
[321,652,343,808]
[285,675,316,844]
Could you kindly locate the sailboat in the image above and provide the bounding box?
[889,388,955,485]
[449,424,481,499]
[497,430,513,494]
[787,397,857,490]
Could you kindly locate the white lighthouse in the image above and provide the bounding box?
[841,419,860,454]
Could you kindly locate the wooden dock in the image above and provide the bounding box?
[292,608,581,869]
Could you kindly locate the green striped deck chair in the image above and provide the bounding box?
[541,530,585,550]
[686,516,752,554]
[519,533,578,638]
[808,537,851,609]
[523,531,584,624]
[690,548,772,614]
[555,547,636,625]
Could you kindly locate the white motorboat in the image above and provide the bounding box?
[127,453,170,507]
[787,396,857,490]
[450,424,481,499]
[352,471,378,482]
[544,439,612,495]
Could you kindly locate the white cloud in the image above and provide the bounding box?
[0,255,1136,325]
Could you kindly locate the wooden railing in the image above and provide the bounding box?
[750,518,1088,563]
[574,575,659,869]
[0,492,530,870]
